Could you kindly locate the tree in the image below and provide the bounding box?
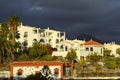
[77,59,86,73]
[16,54,29,61]
[6,16,21,61]
[0,23,12,63]
[103,48,111,57]
[46,44,53,55]
[116,48,120,56]
[116,57,120,68]
[66,48,77,63]
[41,54,53,61]
[104,56,116,69]
[29,42,52,60]
[7,16,21,44]
[89,52,102,66]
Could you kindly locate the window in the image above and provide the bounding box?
[90,47,93,51]
[60,39,63,42]
[33,39,37,44]
[54,68,59,74]
[60,45,64,49]
[60,32,64,37]
[86,47,89,51]
[40,39,45,43]
[65,46,68,51]
[17,69,23,75]
[23,40,28,46]
[24,32,28,37]
[56,39,59,44]
[33,29,37,34]
[57,33,59,37]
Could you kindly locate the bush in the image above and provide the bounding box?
[17,54,29,61]
[105,57,116,69]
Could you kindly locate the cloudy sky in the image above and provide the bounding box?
[1,0,120,43]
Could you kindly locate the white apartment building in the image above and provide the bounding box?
[17,24,66,51]
[53,39,104,60]
[79,39,104,60]
[16,24,104,60]
[17,24,41,50]
[52,39,86,59]
[104,42,120,57]
[39,27,66,51]
[64,39,85,51]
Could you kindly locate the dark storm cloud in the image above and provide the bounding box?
[1,0,120,43]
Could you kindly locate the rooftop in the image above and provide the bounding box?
[84,39,103,46]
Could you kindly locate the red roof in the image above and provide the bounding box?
[11,61,64,66]
[84,39,103,46]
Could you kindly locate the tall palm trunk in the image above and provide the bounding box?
[0,49,4,64]
[7,16,21,61]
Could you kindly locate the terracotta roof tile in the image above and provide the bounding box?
[84,39,103,46]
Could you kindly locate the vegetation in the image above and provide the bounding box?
[29,42,53,60]
[0,16,21,64]
[66,48,77,63]
[89,52,102,66]
[16,54,29,61]
[116,48,120,56]
[0,15,54,65]
[77,59,86,73]
[104,56,116,69]
[103,48,111,58]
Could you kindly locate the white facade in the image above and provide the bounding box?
[104,42,120,57]
[17,24,66,51]
[16,24,104,60]
[39,27,66,51]
[17,24,41,50]
[53,39,104,60]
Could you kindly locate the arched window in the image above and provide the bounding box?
[54,68,59,74]
[17,68,23,75]
[60,39,63,42]
[23,40,28,46]
[33,39,37,43]
[40,39,45,43]
[56,39,59,44]
[60,45,64,49]
[33,29,37,34]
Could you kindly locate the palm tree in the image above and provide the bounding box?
[6,16,21,60]
[7,15,21,45]
[0,23,11,63]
